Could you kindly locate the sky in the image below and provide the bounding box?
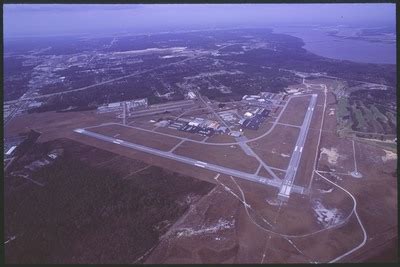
[3,3,396,37]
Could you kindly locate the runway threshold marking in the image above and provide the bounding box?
[194,163,206,168]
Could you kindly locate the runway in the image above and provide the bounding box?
[74,128,306,194]
[278,94,317,200]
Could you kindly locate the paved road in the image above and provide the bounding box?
[74,128,299,190]
[315,171,367,263]
[278,94,317,200]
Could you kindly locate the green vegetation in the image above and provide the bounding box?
[385,111,396,126]
[356,138,397,153]
[337,98,350,119]
[370,105,388,123]
[5,141,214,263]
[351,104,368,131]
[336,97,353,134]
[336,94,396,139]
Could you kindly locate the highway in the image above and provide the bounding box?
[278,94,317,200]
[73,128,302,190]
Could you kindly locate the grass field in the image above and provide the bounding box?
[173,141,259,173]
[89,124,182,151]
[336,97,396,140]
[279,95,311,126]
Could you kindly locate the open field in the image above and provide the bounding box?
[279,95,311,126]
[154,126,194,138]
[173,141,259,174]
[292,214,364,263]
[242,118,274,139]
[322,91,341,133]
[248,124,299,170]
[153,126,206,141]
[146,170,365,263]
[4,110,118,142]
[257,167,286,180]
[127,119,158,130]
[68,132,219,185]
[89,124,181,152]
[178,108,213,118]
[317,133,355,174]
[205,134,237,144]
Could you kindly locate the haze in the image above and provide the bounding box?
[4,3,396,38]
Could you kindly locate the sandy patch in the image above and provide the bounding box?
[266,198,281,206]
[320,147,346,165]
[381,149,397,162]
[175,218,235,238]
[317,188,333,194]
[312,199,344,228]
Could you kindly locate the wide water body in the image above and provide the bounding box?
[273,26,396,65]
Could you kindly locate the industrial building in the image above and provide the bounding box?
[127,98,148,111]
[5,146,16,156]
[176,117,221,137]
[218,110,239,123]
[187,91,197,99]
[229,131,242,137]
[97,102,125,114]
[242,92,285,108]
[240,108,270,130]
